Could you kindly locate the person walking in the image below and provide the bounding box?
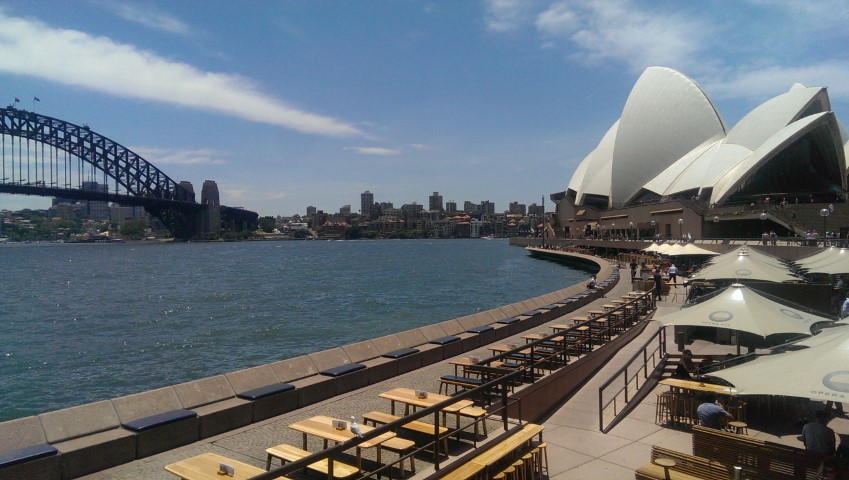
[668,264,678,284]
[652,268,663,299]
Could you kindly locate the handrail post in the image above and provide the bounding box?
[433,410,441,470]
[624,366,629,403]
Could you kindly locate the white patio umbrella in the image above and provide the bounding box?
[655,243,675,255]
[642,243,663,253]
[795,247,840,268]
[706,247,786,268]
[665,243,686,256]
[799,249,849,275]
[654,283,823,338]
[713,326,849,401]
[670,243,720,257]
[689,251,800,282]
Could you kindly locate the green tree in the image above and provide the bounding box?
[121,218,148,239]
[259,216,276,233]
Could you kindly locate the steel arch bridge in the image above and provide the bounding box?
[0,106,256,239]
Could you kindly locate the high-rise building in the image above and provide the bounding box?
[509,202,527,215]
[445,201,457,215]
[429,192,443,212]
[361,191,374,217]
[463,201,478,213]
[480,200,495,217]
[339,205,351,215]
[81,181,110,221]
[306,206,317,216]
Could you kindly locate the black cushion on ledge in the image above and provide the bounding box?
[543,304,560,310]
[0,444,58,468]
[237,382,295,400]
[497,317,520,325]
[429,335,460,345]
[520,310,540,317]
[320,363,366,377]
[466,325,494,334]
[123,409,197,432]
[382,347,419,359]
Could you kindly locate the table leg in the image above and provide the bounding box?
[302,432,308,450]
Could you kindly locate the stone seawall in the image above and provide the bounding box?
[0,248,612,480]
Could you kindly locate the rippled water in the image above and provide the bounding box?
[0,239,588,421]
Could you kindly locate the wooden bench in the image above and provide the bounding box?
[362,411,449,453]
[635,445,774,480]
[265,443,359,479]
[440,423,544,479]
[692,425,824,480]
[375,436,416,477]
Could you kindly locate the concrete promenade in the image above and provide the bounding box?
[81,268,846,479]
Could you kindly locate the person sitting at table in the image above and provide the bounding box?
[697,355,716,374]
[673,349,697,379]
[697,395,733,429]
[802,409,836,455]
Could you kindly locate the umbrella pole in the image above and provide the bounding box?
[736,331,741,355]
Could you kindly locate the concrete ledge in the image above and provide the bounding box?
[0,416,60,480]
[111,387,199,458]
[311,348,368,395]
[173,375,253,439]
[39,400,135,479]
[226,365,298,422]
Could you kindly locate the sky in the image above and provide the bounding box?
[1,1,848,217]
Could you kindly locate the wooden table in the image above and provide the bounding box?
[288,415,395,469]
[659,378,737,396]
[379,387,473,429]
[165,452,272,480]
[569,316,590,325]
[468,423,544,475]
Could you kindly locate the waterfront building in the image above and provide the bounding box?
[480,200,495,217]
[553,66,848,239]
[445,201,457,215]
[81,181,110,221]
[469,218,484,238]
[429,191,443,213]
[360,190,374,217]
[509,201,527,215]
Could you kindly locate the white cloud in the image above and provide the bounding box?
[703,62,849,102]
[346,147,401,156]
[132,147,227,165]
[484,0,534,33]
[535,1,710,74]
[0,9,364,137]
[410,143,434,151]
[99,1,192,36]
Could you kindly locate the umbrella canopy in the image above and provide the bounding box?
[689,251,800,282]
[653,283,823,337]
[665,243,686,256]
[795,247,841,268]
[655,243,675,255]
[799,249,849,275]
[670,243,720,257]
[714,326,849,401]
[642,242,663,253]
[706,246,786,268]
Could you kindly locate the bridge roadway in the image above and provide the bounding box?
[81,262,835,479]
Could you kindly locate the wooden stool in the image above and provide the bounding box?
[532,442,549,479]
[521,452,535,480]
[512,459,526,480]
[653,458,676,480]
[655,392,673,424]
[727,421,748,435]
[501,464,516,480]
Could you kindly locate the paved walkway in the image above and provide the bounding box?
[82,270,847,479]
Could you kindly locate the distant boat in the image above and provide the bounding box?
[481,234,495,240]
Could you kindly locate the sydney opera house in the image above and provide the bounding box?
[552,66,849,240]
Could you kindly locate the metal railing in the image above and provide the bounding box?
[251,281,651,479]
[597,309,666,433]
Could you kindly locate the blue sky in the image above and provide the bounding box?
[1,1,848,217]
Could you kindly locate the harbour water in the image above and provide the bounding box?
[0,239,588,422]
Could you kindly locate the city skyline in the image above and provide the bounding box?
[1,1,848,217]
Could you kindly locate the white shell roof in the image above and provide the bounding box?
[711,112,838,204]
[610,67,726,206]
[572,121,618,203]
[567,67,847,208]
